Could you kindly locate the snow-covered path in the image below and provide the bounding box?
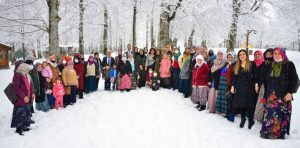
[0,87,299,148]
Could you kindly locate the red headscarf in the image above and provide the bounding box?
[254,50,264,67]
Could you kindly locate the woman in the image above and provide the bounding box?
[207,49,216,68]
[260,48,299,139]
[178,51,191,98]
[115,49,123,66]
[11,63,35,135]
[85,56,97,93]
[135,49,147,70]
[155,49,162,76]
[35,63,49,112]
[119,57,133,92]
[128,54,136,89]
[253,50,267,122]
[231,49,259,129]
[171,48,181,90]
[73,54,85,99]
[145,48,157,71]
[215,52,235,116]
[207,51,226,113]
[62,61,78,106]
[58,56,71,73]
[191,55,210,111]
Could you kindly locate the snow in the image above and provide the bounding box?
[0,51,299,148]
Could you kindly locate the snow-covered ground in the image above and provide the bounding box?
[0,51,299,148]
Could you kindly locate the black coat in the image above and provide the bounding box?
[138,70,147,87]
[36,71,46,103]
[264,61,299,98]
[94,58,102,76]
[208,64,226,90]
[119,61,132,77]
[231,62,258,108]
[102,57,115,68]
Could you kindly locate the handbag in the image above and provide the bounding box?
[4,83,19,104]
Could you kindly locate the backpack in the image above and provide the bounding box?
[4,83,19,104]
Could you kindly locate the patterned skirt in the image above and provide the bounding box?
[260,92,292,139]
[11,106,32,128]
[254,85,265,122]
[216,76,228,114]
[191,86,209,105]
[119,74,132,90]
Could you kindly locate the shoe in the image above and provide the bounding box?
[30,120,35,124]
[248,120,255,129]
[22,127,30,132]
[240,118,246,128]
[16,128,24,136]
[195,104,200,109]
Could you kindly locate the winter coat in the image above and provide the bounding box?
[231,62,258,108]
[226,63,235,88]
[119,61,132,78]
[145,55,156,67]
[29,68,40,95]
[135,54,147,70]
[102,57,115,68]
[209,64,225,90]
[115,55,122,66]
[47,61,60,83]
[192,63,209,86]
[179,56,191,79]
[94,58,102,76]
[85,63,96,76]
[103,68,112,80]
[62,67,78,86]
[159,58,171,78]
[42,66,53,78]
[53,83,65,98]
[36,71,46,103]
[74,62,85,91]
[264,61,299,98]
[12,73,34,106]
[138,70,147,85]
[58,64,66,73]
[110,69,118,79]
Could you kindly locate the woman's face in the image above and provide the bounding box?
[202,52,207,58]
[254,52,261,61]
[197,59,202,65]
[217,52,223,60]
[139,50,144,55]
[150,49,155,55]
[239,51,247,62]
[42,63,47,68]
[266,51,272,58]
[274,50,283,61]
[37,65,43,71]
[163,53,167,58]
[227,55,233,63]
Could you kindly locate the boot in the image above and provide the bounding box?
[240,117,246,128]
[16,128,24,136]
[195,103,201,109]
[199,105,206,111]
[248,120,255,129]
[22,127,30,132]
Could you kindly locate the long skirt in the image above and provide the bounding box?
[171,68,180,90]
[36,97,49,112]
[85,76,97,92]
[179,79,190,96]
[191,86,209,105]
[260,93,292,139]
[119,74,132,90]
[216,76,228,114]
[254,85,265,122]
[47,93,55,108]
[11,106,32,128]
[207,82,218,113]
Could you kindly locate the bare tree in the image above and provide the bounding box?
[158,0,182,49]
[79,0,85,54]
[103,4,108,54]
[46,0,60,57]
[132,0,137,48]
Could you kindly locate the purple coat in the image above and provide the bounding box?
[12,73,34,106]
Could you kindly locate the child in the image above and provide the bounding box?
[159,52,172,88]
[146,68,154,86]
[53,78,65,109]
[103,64,112,91]
[150,72,160,91]
[42,61,55,109]
[137,64,147,88]
[110,64,118,90]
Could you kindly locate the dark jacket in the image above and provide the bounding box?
[29,68,40,95]
[134,54,147,70]
[102,56,115,68]
[231,61,258,108]
[208,64,225,90]
[95,58,102,76]
[264,61,299,98]
[119,61,132,78]
[36,71,46,103]
[138,69,147,87]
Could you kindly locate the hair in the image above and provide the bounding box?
[149,48,156,55]
[94,52,99,56]
[234,49,251,75]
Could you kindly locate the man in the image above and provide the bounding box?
[125,44,135,59]
[102,50,115,68]
[47,54,60,83]
[94,52,102,90]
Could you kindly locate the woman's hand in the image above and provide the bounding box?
[255,84,259,94]
[231,86,235,94]
[32,94,36,101]
[24,96,29,103]
[284,93,293,102]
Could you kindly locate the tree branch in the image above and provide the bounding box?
[168,0,183,21]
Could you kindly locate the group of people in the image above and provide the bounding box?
[9,43,299,140]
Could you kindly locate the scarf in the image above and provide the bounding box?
[271,61,283,77]
[254,50,264,67]
[211,58,226,73]
[47,60,57,67]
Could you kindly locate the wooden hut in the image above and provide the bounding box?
[0,43,12,69]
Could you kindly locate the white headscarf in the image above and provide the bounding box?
[195,55,206,67]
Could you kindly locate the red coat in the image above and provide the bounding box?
[74,63,85,91]
[192,63,209,86]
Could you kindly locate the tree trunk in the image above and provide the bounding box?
[227,0,240,52]
[79,0,85,54]
[132,0,137,48]
[150,0,155,48]
[103,5,108,54]
[47,0,60,57]
[146,15,149,48]
[188,29,195,48]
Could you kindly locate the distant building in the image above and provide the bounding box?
[0,43,12,69]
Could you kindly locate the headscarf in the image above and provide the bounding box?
[195,55,206,67]
[271,48,287,77]
[211,50,226,72]
[16,63,30,76]
[88,56,94,65]
[226,52,236,65]
[263,48,273,63]
[254,50,264,67]
[207,49,216,62]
